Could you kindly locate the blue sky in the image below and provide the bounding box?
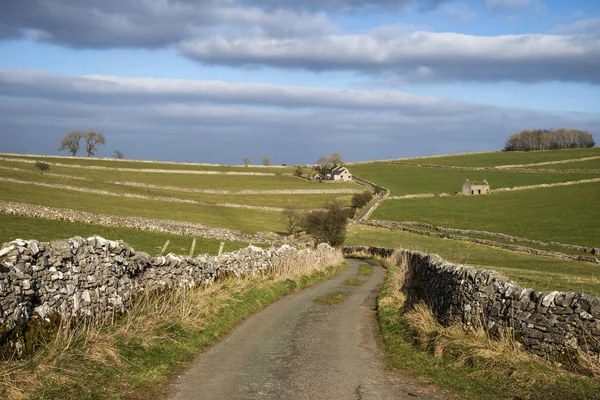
[0,0,598,164]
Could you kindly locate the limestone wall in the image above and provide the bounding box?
[0,237,337,354]
[343,246,600,358]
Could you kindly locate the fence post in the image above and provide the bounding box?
[218,241,225,256]
[161,240,170,254]
[189,238,196,258]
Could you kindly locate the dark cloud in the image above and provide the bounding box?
[180,31,600,84]
[1,68,598,164]
[0,0,334,48]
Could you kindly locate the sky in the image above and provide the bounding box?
[0,0,599,164]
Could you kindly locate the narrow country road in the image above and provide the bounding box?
[168,259,446,400]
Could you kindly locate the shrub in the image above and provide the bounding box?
[301,203,352,247]
[351,191,373,208]
[35,161,50,174]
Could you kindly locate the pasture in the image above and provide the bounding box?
[0,214,251,256]
[346,226,600,296]
[372,182,600,247]
[377,147,600,167]
[348,163,599,196]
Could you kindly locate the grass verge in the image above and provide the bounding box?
[374,254,600,400]
[0,256,346,400]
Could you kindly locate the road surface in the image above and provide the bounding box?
[168,259,448,400]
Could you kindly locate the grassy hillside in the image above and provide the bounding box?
[380,147,600,167]
[0,154,296,173]
[346,226,600,296]
[348,163,598,196]
[372,182,599,247]
[0,214,251,256]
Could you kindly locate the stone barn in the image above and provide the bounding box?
[462,179,490,195]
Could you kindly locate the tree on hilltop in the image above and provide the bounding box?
[242,156,251,167]
[261,156,272,166]
[58,130,84,156]
[504,129,595,151]
[113,150,124,159]
[83,132,105,157]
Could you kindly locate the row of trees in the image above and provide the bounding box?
[504,129,595,152]
[242,156,272,166]
[315,152,344,174]
[59,131,106,157]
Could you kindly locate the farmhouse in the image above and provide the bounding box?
[462,179,490,195]
[331,166,352,182]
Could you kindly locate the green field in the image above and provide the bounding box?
[0,159,359,191]
[372,182,600,247]
[0,168,353,209]
[0,154,297,174]
[345,226,600,296]
[0,181,286,234]
[348,163,598,196]
[0,214,252,256]
[529,158,600,170]
[381,147,600,167]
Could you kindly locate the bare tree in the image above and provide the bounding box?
[316,155,329,173]
[282,207,302,236]
[112,150,124,159]
[261,156,272,166]
[294,166,303,177]
[35,161,50,174]
[83,132,105,157]
[242,156,251,167]
[328,152,344,167]
[58,130,84,156]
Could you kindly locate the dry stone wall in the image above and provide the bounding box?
[343,246,600,359]
[365,220,599,264]
[0,236,337,355]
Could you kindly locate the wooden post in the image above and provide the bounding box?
[161,240,170,254]
[189,238,196,258]
[218,241,225,256]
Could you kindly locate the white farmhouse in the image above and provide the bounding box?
[331,166,352,182]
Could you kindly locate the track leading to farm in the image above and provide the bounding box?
[168,259,446,400]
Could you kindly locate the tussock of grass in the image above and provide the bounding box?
[343,277,365,286]
[376,254,600,400]
[0,251,345,400]
[357,263,374,276]
[314,292,348,305]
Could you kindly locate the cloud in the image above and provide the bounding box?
[482,0,531,11]
[553,18,600,35]
[0,0,334,48]
[1,68,598,163]
[180,30,600,84]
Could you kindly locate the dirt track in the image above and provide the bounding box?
[168,259,448,400]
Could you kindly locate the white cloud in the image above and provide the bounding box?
[180,31,600,83]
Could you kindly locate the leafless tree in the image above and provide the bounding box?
[83,131,105,157]
[242,156,251,166]
[328,151,344,167]
[113,150,124,159]
[58,130,84,156]
[282,207,302,236]
[261,155,272,166]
